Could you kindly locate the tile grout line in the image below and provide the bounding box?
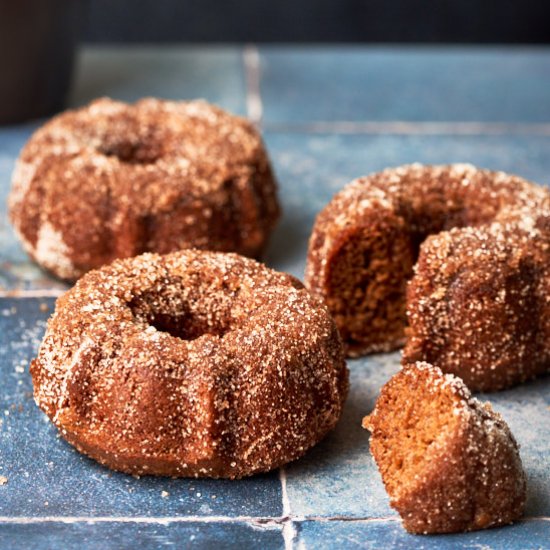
[279,467,298,549]
[0,515,392,526]
[243,44,263,126]
[0,516,391,532]
[0,516,279,527]
[0,290,66,298]
[262,120,550,136]
[0,516,547,524]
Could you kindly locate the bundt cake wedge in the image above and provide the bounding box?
[362,362,526,534]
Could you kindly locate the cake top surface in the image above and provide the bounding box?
[13,97,264,199]
[33,250,344,436]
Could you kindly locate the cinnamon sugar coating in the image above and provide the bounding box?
[305,164,550,379]
[363,362,526,534]
[403,221,549,391]
[9,97,280,280]
[30,250,348,478]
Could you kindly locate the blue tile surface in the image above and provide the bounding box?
[282,354,398,519]
[259,46,550,124]
[0,299,282,518]
[0,521,283,550]
[295,519,550,550]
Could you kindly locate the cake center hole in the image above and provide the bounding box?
[129,296,230,341]
[146,312,229,341]
[98,140,161,165]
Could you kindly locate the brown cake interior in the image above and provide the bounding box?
[363,374,460,497]
[325,222,415,355]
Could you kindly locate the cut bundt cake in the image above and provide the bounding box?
[362,362,526,534]
[305,163,549,390]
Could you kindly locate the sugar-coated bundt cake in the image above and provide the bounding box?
[403,221,550,391]
[305,164,549,369]
[31,250,348,478]
[362,362,526,534]
[9,97,280,280]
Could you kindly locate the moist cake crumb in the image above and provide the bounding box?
[363,362,526,534]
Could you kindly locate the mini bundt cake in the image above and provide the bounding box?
[9,97,280,280]
[305,164,549,368]
[403,221,550,391]
[362,362,526,534]
[30,250,348,478]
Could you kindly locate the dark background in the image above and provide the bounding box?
[84,0,550,43]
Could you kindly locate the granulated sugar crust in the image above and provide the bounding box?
[9,98,280,280]
[305,164,549,390]
[363,362,527,534]
[404,220,549,391]
[31,250,348,479]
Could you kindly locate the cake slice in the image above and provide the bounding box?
[362,362,526,534]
